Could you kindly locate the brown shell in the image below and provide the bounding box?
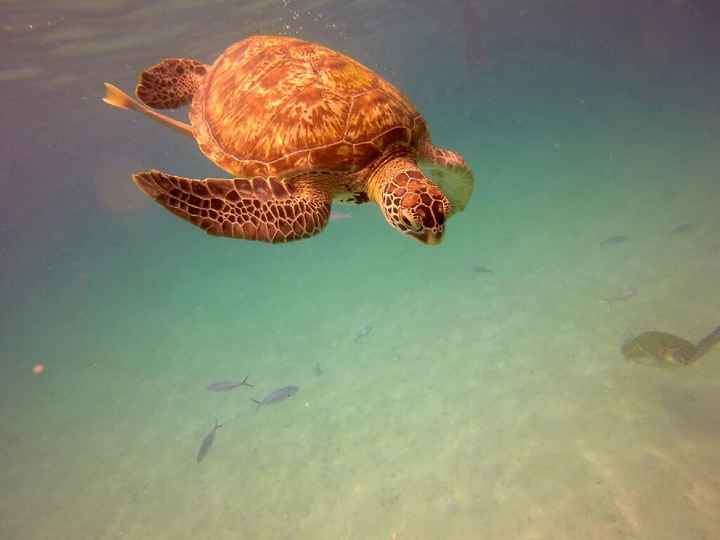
[189,36,428,179]
[621,331,697,366]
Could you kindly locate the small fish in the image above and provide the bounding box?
[670,223,697,235]
[354,323,372,343]
[600,235,628,246]
[602,287,637,304]
[329,210,352,221]
[196,419,223,463]
[472,265,494,275]
[251,385,299,410]
[206,375,253,392]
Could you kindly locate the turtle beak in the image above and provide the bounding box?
[411,230,443,245]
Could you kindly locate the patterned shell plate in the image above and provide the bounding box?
[190,35,428,179]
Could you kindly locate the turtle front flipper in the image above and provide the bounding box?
[418,141,475,215]
[133,170,331,243]
[136,58,208,109]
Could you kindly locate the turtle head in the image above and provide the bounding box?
[375,162,451,245]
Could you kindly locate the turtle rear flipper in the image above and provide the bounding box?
[132,170,331,243]
[136,58,208,109]
[103,83,193,137]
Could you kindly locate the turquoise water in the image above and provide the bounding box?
[2,1,720,539]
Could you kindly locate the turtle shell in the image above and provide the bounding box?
[190,35,428,179]
[621,331,697,366]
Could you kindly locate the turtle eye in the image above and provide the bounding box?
[401,209,423,232]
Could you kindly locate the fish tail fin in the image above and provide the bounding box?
[250,398,262,411]
[241,374,254,388]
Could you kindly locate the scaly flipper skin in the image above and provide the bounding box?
[132,170,331,243]
[422,142,468,171]
[136,58,207,109]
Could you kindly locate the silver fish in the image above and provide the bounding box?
[251,385,299,410]
[600,235,628,245]
[670,223,697,235]
[354,323,372,343]
[472,265,494,275]
[207,375,253,391]
[602,287,637,304]
[196,419,223,463]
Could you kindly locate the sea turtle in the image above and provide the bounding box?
[621,331,697,367]
[621,324,720,367]
[102,35,474,244]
